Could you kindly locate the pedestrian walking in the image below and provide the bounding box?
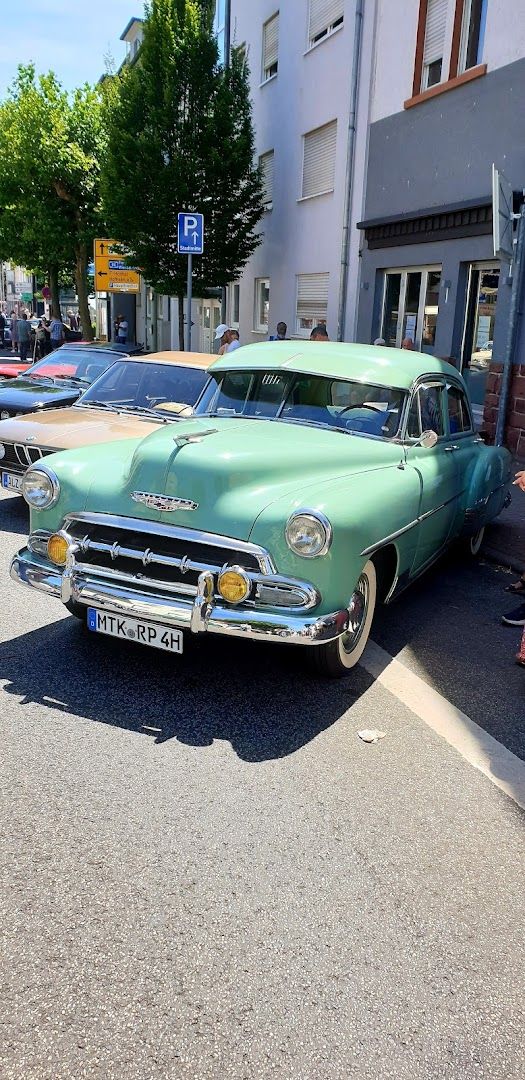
[215,324,240,355]
[0,311,6,349]
[9,310,18,353]
[36,319,51,359]
[17,312,31,364]
[49,315,65,350]
[310,324,329,341]
[270,321,288,341]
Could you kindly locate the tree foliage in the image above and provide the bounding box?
[0,65,106,334]
[102,0,265,336]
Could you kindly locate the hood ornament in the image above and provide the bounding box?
[174,428,218,447]
[131,492,198,512]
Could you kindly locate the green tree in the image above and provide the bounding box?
[0,65,106,337]
[102,0,265,347]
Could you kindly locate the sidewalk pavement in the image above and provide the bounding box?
[484,460,525,575]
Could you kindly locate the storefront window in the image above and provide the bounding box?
[381,266,441,351]
[462,264,499,428]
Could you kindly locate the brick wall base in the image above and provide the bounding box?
[482,362,525,455]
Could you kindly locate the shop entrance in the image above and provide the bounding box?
[461,263,499,428]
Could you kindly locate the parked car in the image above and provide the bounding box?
[0,351,213,493]
[11,342,512,677]
[0,344,136,422]
[0,337,142,379]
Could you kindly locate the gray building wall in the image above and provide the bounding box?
[356,58,525,369]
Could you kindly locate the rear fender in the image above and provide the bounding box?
[462,444,512,535]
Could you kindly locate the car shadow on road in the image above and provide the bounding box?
[0,615,375,761]
[0,493,29,537]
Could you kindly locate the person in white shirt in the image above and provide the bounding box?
[117,315,128,344]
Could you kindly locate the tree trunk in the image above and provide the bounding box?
[178,293,185,350]
[48,264,61,320]
[75,243,94,341]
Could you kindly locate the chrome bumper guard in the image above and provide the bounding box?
[10,547,349,647]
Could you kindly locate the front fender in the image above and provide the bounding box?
[27,437,143,533]
[249,465,421,613]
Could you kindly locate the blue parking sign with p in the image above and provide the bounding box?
[177,212,204,254]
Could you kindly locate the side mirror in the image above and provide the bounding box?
[418,429,438,449]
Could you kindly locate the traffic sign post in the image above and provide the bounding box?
[177,213,204,351]
[94,238,140,293]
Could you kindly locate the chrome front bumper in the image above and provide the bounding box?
[10,548,349,647]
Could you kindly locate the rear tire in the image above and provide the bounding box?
[311,560,377,677]
[464,526,485,557]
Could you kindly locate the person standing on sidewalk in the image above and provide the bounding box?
[9,310,18,354]
[0,311,6,349]
[501,472,525,663]
[49,315,65,350]
[17,313,31,364]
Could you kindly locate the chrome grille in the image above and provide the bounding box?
[64,513,273,592]
[0,441,48,474]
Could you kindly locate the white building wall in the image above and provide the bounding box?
[230,0,374,344]
[371,0,525,124]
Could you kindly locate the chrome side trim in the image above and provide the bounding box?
[63,512,277,575]
[360,517,419,557]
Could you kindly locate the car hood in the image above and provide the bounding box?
[82,416,402,540]
[0,405,164,449]
[0,380,81,413]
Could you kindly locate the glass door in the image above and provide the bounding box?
[462,264,499,428]
[381,266,441,350]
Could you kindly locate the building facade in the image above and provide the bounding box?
[355,0,525,448]
[226,0,375,345]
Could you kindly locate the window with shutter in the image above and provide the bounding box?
[259,150,274,209]
[302,121,337,199]
[308,0,344,47]
[422,0,447,88]
[262,13,279,81]
[295,273,329,335]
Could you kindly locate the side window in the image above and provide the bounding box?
[446,384,473,434]
[407,384,444,439]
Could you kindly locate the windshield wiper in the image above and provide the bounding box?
[78,400,120,411]
[53,375,90,385]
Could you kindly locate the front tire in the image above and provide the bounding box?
[311,560,377,677]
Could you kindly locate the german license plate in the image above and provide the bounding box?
[1,471,22,492]
[87,607,183,653]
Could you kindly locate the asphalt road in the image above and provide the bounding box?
[1,490,524,1080]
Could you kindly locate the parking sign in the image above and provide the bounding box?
[177,212,204,255]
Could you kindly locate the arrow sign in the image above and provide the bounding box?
[177,212,204,254]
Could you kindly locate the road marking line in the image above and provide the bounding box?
[361,640,525,811]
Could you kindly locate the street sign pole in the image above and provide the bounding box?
[177,212,204,351]
[186,253,193,352]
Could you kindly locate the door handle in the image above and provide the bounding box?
[445,444,460,452]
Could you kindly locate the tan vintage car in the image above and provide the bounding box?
[0,350,213,495]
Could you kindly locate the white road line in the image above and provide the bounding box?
[361,640,525,811]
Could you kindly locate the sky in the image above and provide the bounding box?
[0,0,144,97]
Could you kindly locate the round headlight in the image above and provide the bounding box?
[217,567,251,604]
[21,466,60,509]
[1,410,10,420]
[0,443,5,460]
[285,511,332,557]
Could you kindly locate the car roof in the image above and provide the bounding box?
[116,350,215,369]
[209,341,460,388]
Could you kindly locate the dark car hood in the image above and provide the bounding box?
[0,379,82,413]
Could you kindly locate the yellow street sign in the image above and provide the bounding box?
[94,238,140,293]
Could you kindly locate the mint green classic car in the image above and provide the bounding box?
[11,342,511,676]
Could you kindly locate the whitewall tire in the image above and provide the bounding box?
[311,560,377,677]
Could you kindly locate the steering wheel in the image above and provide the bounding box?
[337,403,384,418]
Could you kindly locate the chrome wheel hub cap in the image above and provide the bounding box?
[342,574,369,654]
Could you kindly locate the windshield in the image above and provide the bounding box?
[79,360,209,415]
[26,349,118,384]
[196,370,407,438]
